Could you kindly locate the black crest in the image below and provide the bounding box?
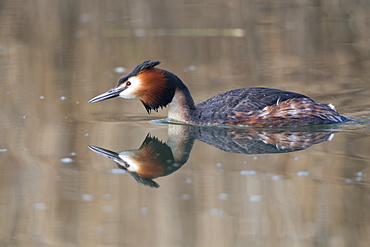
[131,60,161,76]
[116,60,161,87]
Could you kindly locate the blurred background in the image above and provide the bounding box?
[1,0,370,246]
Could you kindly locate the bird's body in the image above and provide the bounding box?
[89,61,349,127]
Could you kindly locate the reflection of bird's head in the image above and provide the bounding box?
[88,135,178,188]
[88,61,178,113]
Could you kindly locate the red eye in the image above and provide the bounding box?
[127,81,131,86]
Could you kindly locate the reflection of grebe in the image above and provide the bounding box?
[88,135,180,188]
[89,61,349,127]
[88,125,338,187]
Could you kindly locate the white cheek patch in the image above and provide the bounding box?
[119,152,140,172]
[118,76,142,100]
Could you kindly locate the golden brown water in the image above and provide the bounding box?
[1,1,370,246]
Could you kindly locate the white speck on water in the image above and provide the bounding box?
[355,177,362,182]
[23,148,28,151]
[218,193,228,200]
[60,157,73,163]
[85,133,90,136]
[114,67,126,73]
[6,91,10,95]
[345,179,352,184]
[22,116,27,119]
[80,13,90,22]
[102,205,114,213]
[60,96,66,101]
[272,175,281,181]
[182,194,190,200]
[216,163,222,167]
[70,152,76,156]
[39,96,45,99]
[0,149,8,152]
[294,157,300,161]
[110,169,126,174]
[172,163,180,167]
[140,207,149,214]
[209,208,226,218]
[240,170,257,175]
[357,172,363,177]
[135,29,146,37]
[33,203,47,211]
[103,194,112,200]
[249,195,262,202]
[82,194,93,201]
[253,156,258,160]
[185,178,193,184]
[297,171,310,176]
[188,65,196,71]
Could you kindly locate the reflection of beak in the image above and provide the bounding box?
[88,145,121,162]
[88,88,123,103]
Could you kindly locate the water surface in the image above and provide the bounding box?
[1,1,370,246]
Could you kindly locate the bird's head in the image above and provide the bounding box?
[89,60,177,113]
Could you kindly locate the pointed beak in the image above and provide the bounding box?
[88,145,121,162]
[88,88,123,103]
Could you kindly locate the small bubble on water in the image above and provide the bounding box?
[249,195,262,202]
[22,116,27,119]
[70,152,76,156]
[297,171,310,176]
[357,172,363,177]
[60,96,66,101]
[140,207,149,215]
[114,67,126,73]
[6,91,10,95]
[253,156,258,160]
[135,29,146,37]
[82,194,93,201]
[218,193,228,200]
[188,65,196,71]
[294,157,300,161]
[272,175,281,181]
[185,178,193,184]
[216,163,222,167]
[110,169,126,174]
[209,208,226,218]
[0,149,8,152]
[60,157,73,163]
[33,203,47,211]
[182,194,190,200]
[85,133,90,137]
[240,170,257,175]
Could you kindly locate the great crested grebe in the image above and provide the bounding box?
[89,60,349,127]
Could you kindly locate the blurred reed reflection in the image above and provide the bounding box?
[89,124,339,188]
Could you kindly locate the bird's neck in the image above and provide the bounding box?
[167,83,196,123]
